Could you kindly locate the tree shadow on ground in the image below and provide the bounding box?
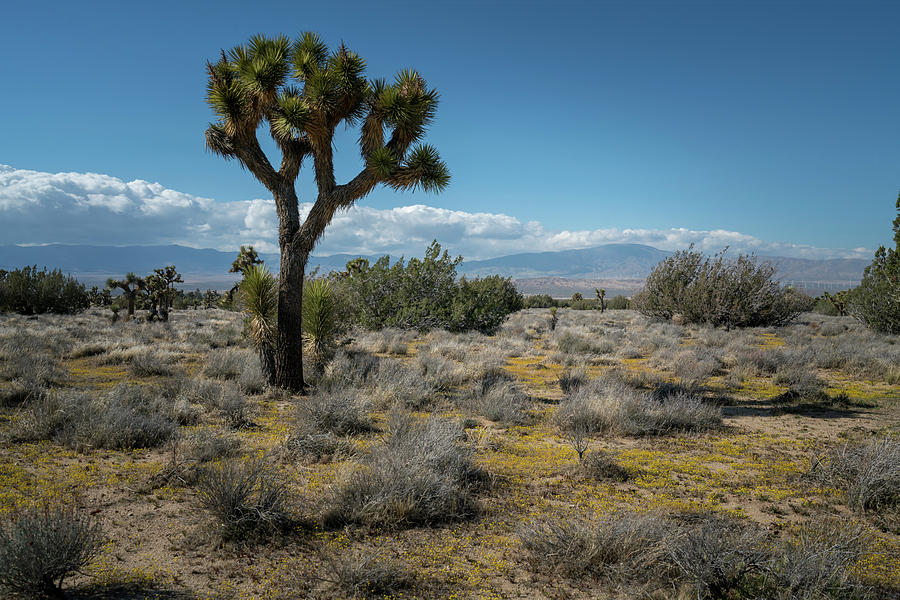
[67,583,195,600]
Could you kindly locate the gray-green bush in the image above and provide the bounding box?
[324,413,486,528]
[197,458,289,540]
[0,503,104,598]
[633,247,810,328]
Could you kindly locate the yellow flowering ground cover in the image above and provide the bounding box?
[0,307,898,597]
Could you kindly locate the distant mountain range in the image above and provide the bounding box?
[0,243,868,295]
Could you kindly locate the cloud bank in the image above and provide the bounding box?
[0,164,872,260]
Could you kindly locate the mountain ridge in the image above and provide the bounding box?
[0,243,867,293]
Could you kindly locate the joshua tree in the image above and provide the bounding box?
[145,265,183,321]
[230,245,264,275]
[205,33,449,391]
[226,245,264,306]
[106,273,145,320]
[595,288,606,312]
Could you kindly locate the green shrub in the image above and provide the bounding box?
[633,247,810,328]
[451,275,523,334]
[845,193,900,333]
[0,503,104,598]
[606,295,631,310]
[338,241,522,334]
[0,266,90,315]
[524,294,555,308]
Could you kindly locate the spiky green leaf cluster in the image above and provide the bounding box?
[239,264,278,352]
[205,32,449,193]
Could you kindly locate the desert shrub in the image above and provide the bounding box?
[218,384,251,428]
[354,327,413,355]
[324,551,411,599]
[558,366,588,393]
[17,385,175,450]
[813,438,900,513]
[518,511,670,580]
[0,265,90,315]
[556,375,722,436]
[460,371,529,425]
[129,349,176,377]
[339,241,521,334]
[0,502,104,598]
[417,351,469,391]
[764,520,868,600]
[555,330,614,355]
[237,358,267,394]
[606,295,630,310]
[203,347,251,380]
[189,429,241,463]
[673,347,723,389]
[633,247,809,328]
[297,388,374,436]
[581,449,632,481]
[773,367,827,397]
[324,413,486,528]
[286,425,353,462]
[450,275,524,334]
[845,196,900,334]
[667,515,769,600]
[524,294,555,308]
[197,458,288,540]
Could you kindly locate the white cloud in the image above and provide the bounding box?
[0,164,873,260]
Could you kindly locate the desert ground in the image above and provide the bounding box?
[1,307,898,599]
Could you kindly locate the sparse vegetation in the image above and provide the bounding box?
[324,413,486,528]
[0,304,897,598]
[196,458,289,540]
[0,502,104,598]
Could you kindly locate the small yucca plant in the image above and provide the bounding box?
[238,265,278,385]
[302,278,339,375]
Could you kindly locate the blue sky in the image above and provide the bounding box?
[1,0,898,259]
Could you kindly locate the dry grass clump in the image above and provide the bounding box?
[558,366,588,394]
[297,388,375,436]
[518,511,671,581]
[322,550,411,599]
[353,327,415,355]
[459,371,530,425]
[129,348,178,377]
[322,350,436,410]
[17,385,176,450]
[813,438,900,515]
[324,413,487,529]
[188,429,241,463]
[521,511,870,600]
[555,375,722,437]
[202,347,255,380]
[197,457,289,540]
[0,502,104,599]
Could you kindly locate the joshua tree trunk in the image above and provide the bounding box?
[275,241,307,391]
[126,293,135,319]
